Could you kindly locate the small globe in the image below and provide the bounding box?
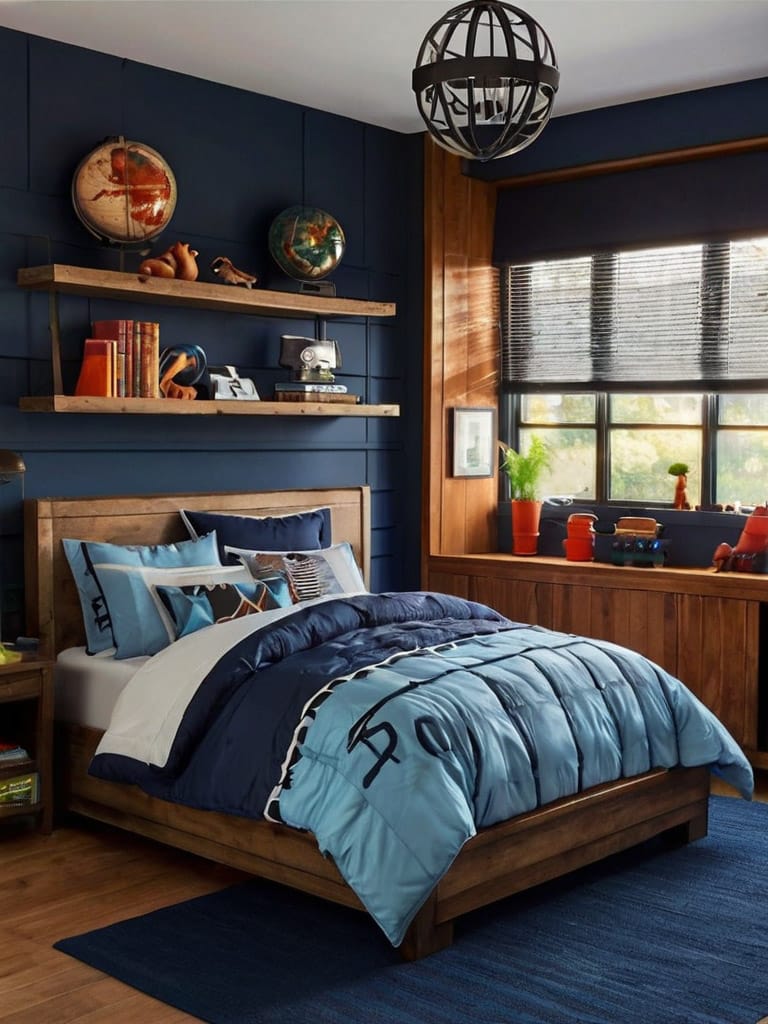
[72,137,177,247]
[268,205,345,281]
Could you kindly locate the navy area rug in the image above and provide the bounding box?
[55,795,768,1024]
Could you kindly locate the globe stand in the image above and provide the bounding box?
[299,280,336,297]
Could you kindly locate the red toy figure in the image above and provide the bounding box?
[712,505,768,572]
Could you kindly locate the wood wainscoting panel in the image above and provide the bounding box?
[675,594,759,747]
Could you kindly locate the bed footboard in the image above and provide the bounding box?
[57,722,710,961]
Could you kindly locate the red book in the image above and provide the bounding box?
[92,320,134,398]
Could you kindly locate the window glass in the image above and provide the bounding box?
[519,426,596,501]
[716,430,768,506]
[611,394,702,425]
[719,394,768,426]
[521,394,595,424]
[610,429,701,504]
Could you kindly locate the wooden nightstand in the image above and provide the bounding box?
[0,656,54,834]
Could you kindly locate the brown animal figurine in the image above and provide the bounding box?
[210,255,258,288]
[159,351,198,400]
[139,241,200,281]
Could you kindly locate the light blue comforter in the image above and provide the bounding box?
[90,592,754,947]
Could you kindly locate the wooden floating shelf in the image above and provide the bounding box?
[19,395,400,418]
[17,265,397,320]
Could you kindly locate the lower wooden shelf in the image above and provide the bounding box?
[19,395,400,417]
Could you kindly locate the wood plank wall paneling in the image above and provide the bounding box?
[676,594,758,747]
[422,138,499,569]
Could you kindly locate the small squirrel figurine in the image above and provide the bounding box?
[210,255,258,288]
[139,241,199,281]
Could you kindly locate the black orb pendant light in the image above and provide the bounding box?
[412,0,559,162]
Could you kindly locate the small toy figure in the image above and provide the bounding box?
[668,462,690,510]
[138,241,199,281]
[210,255,258,288]
[712,504,768,572]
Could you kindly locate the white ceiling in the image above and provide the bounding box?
[0,0,766,134]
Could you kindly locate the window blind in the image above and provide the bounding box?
[501,238,768,391]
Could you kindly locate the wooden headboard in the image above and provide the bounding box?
[24,486,371,659]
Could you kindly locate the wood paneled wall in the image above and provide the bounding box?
[422,140,499,573]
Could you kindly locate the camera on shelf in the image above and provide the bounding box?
[279,335,341,383]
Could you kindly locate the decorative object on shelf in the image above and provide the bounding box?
[138,241,199,281]
[71,136,177,247]
[206,366,259,401]
[563,512,597,562]
[500,435,551,555]
[452,407,495,478]
[412,0,559,162]
[712,505,768,573]
[593,517,669,567]
[279,334,341,384]
[0,642,21,665]
[268,206,345,294]
[210,256,258,288]
[668,462,691,510]
[159,344,208,401]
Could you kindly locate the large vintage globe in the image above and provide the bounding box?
[72,137,177,246]
[268,205,345,281]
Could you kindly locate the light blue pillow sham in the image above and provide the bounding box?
[90,563,251,659]
[62,531,221,655]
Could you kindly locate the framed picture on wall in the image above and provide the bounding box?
[452,407,496,477]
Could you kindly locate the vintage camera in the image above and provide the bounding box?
[279,335,341,383]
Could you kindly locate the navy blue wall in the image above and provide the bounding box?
[0,28,424,637]
[470,77,768,180]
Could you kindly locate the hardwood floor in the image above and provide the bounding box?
[0,816,247,1023]
[2,773,765,1023]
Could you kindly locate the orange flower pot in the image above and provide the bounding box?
[511,499,542,556]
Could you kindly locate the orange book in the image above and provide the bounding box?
[74,339,114,397]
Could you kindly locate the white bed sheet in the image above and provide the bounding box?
[55,647,148,730]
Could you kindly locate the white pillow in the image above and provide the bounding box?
[226,541,367,604]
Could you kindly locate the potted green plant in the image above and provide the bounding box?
[500,436,551,555]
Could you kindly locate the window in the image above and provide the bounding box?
[501,237,768,508]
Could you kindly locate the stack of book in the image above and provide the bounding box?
[0,741,37,806]
[74,319,161,399]
[273,381,360,404]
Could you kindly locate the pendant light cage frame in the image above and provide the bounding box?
[412,0,559,162]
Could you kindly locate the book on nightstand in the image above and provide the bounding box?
[0,771,39,805]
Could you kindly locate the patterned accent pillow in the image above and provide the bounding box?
[228,542,367,604]
[92,563,252,659]
[156,578,291,639]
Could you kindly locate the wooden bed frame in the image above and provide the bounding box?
[25,486,711,960]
